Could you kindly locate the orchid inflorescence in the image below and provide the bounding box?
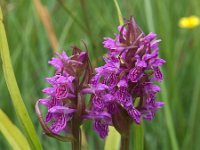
[35,18,165,145]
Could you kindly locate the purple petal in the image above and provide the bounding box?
[153,67,163,81]
[95,83,109,91]
[151,58,166,67]
[128,67,143,82]
[48,106,76,114]
[136,60,147,68]
[151,40,161,50]
[55,85,68,99]
[84,111,112,123]
[117,79,128,87]
[103,38,116,50]
[42,87,55,95]
[50,114,67,133]
[143,111,155,120]
[144,32,157,41]
[105,73,118,87]
[115,87,132,107]
[45,76,60,85]
[149,84,160,93]
[78,52,87,62]
[55,84,76,99]
[58,51,68,61]
[38,98,50,106]
[154,101,164,109]
[94,120,109,139]
[127,107,141,124]
[92,96,105,110]
[45,112,53,123]
[48,57,63,70]
[81,87,95,94]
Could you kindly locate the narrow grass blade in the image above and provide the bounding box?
[57,0,88,34]
[0,109,31,150]
[144,0,155,32]
[133,122,144,150]
[104,126,120,150]
[81,126,88,150]
[160,81,179,150]
[113,0,124,25]
[0,7,42,150]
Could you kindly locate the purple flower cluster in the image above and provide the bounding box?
[85,18,165,138]
[36,17,165,140]
[38,48,89,134]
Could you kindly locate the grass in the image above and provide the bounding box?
[0,0,200,149]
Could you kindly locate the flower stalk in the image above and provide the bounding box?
[120,128,130,150]
[71,117,81,150]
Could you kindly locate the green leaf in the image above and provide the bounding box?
[113,0,124,25]
[0,6,42,150]
[104,126,120,150]
[0,109,31,150]
[133,122,144,150]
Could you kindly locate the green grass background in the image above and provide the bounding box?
[0,0,200,149]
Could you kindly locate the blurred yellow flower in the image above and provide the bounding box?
[179,16,200,28]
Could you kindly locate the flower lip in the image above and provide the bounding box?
[83,111,112,124]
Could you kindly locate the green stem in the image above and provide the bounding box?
[57,0,89,36]
[120,127,130,150]
[58,0,98,57]
[71,116,81,150]
[79,0,98,56]
[120,135,130,150]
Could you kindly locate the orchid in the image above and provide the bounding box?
[86,18,165,138]
[35,47,93,149]
[35,17,165,150]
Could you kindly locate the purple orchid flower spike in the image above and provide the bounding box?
[85,17,165,138]
[35,46,93,147]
